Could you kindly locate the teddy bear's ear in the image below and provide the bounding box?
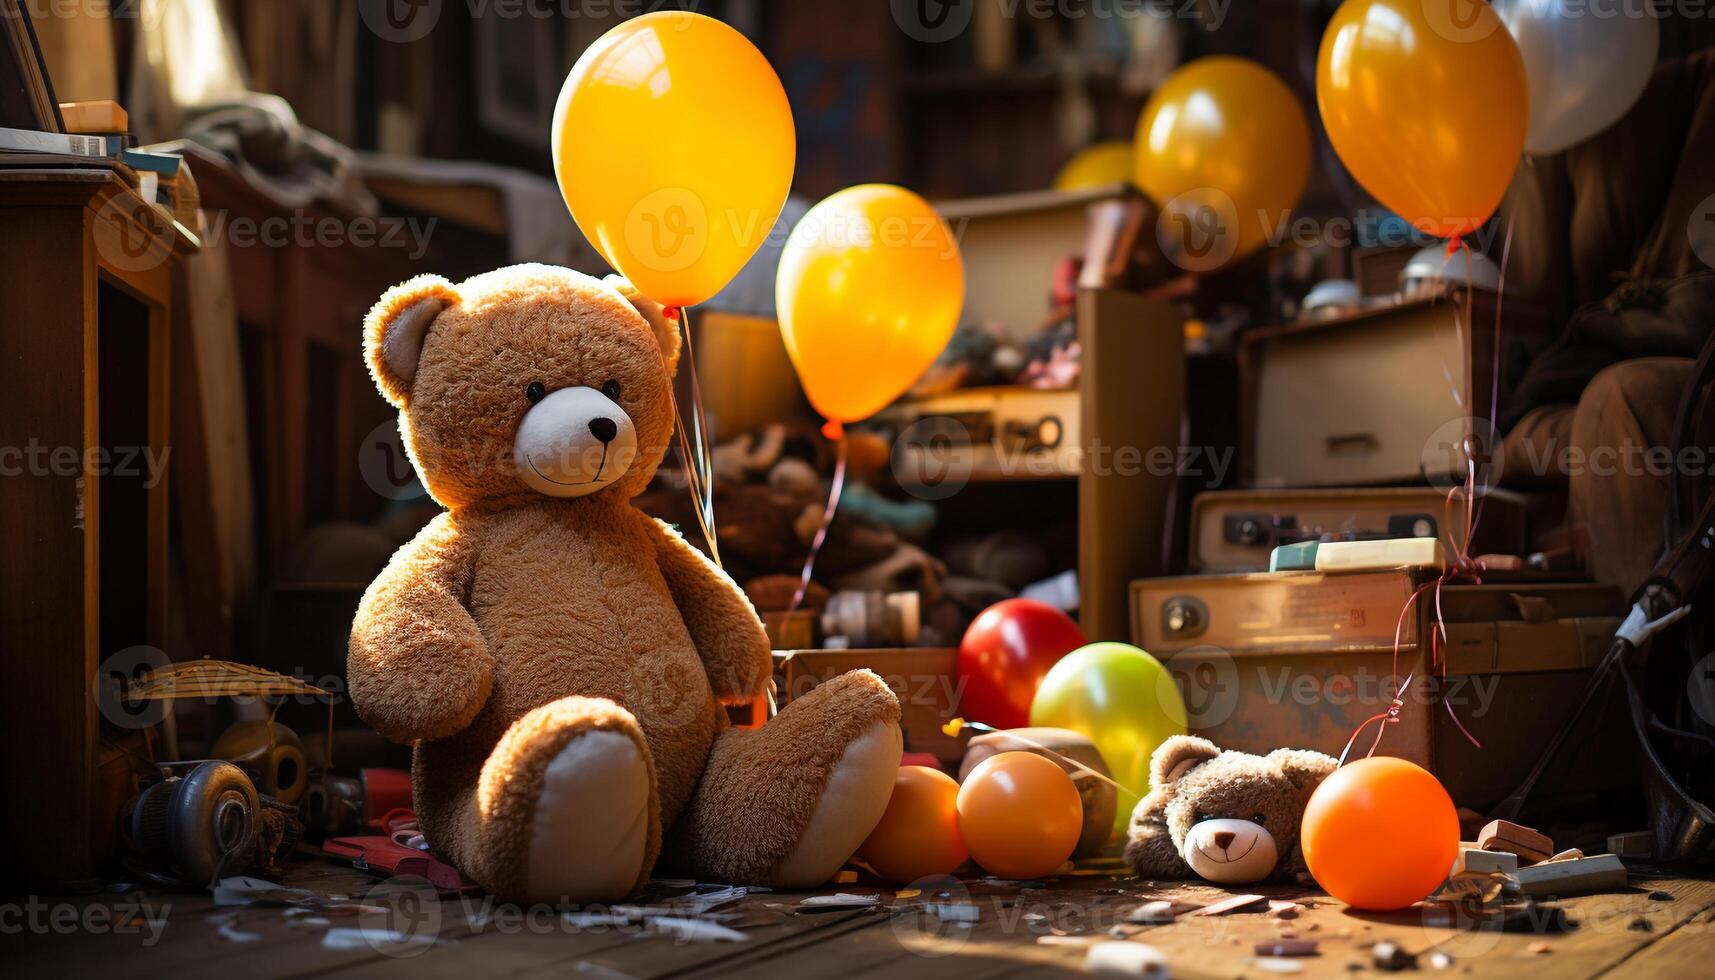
[364,274,460,407]
[1267,749,1340,791]
[1151,735,1222,787]
[604,275,681,375]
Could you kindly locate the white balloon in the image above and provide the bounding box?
[1496,0,1659,156]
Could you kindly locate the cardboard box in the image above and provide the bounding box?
[773,648,967,768]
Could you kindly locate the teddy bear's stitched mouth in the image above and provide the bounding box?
[1193,835,1258,865]
[525,452,609,487]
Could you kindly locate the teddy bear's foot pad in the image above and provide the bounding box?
[524,729,650,903]
[772,720,903,887]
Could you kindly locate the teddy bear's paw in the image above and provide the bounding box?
[521,729,652,904]
[770,720,903,888]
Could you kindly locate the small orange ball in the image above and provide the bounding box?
[1301,756,1459,910]
[956,751,1083,880]
[859,766,968,884]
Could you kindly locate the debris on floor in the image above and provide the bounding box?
[1478,820,1554,865]
[1085,940,1169,978]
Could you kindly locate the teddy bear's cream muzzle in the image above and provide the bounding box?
[513,385,638,498]
[1183,818,1279,884]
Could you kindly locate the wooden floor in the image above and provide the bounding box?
[3,859,1712,978]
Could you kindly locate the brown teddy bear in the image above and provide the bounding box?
[348,264,902,903]
[1125,735,1337,884]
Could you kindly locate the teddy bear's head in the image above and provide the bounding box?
[1146,735,1337,884]
[363,264,681,510]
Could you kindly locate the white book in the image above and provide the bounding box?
[0,126,111,157]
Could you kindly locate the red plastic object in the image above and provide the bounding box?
[360,768,412,825]
[956,598,1087,730]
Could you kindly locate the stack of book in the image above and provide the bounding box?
[0,1,195,224]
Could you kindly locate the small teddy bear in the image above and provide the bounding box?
[348,264,902,904]
[1125,735,1337,884]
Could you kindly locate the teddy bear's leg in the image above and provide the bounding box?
[663,669,901,887]
[458,695,662,903]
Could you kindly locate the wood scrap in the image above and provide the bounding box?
[1453,847,1519,876]
[1192,894,1267,916]
[1478,819,1554,864]
[1509,853,1627,897]
[1608,831,1653,857]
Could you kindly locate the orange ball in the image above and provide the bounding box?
[956,752,1083,880]
[859,766,967,884]
[1300,757,1459,910]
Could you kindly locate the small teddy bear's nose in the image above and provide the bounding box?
[1212,830,1236,850]
[588,417,617,444]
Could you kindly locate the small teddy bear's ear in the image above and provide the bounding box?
[604,275,681,375]
[1151,735,1222,787]
[364,274,460,408]
[1267,748,1340,791]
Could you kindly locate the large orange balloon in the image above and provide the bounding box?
[1300,757,1459,910]
[776,185,964,425]
[553,12,795,307]
[859,766,968,884]
[1133,57,1310,271]
[956,752,1083,880]
[1317,0,1528,239]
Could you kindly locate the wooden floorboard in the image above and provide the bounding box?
[4,859,1713,979]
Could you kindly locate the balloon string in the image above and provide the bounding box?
[664,306,720,567]
[681,307,718,543]
[788,433,847,613]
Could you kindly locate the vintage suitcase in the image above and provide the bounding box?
[1240,288,1548,487]
[1188,486,1529,573]
[1130,570,1631,810]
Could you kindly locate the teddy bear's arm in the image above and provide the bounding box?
[349,513,493,743]
[648,519,772,705]
[1124,791,1195,880]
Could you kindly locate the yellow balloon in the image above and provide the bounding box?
[1030,643,1187,840]
[553,12,795,308]
[1054,141,1134,191]
[1134,56,1310,271]
[1317,0,1527,239]
[776,185,964,425]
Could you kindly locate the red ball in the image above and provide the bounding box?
[957,599,1086,729]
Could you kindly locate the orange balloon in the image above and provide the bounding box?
[956,752,1083,880]
[776,184,965,425]
[553,11,795,307]
[1133,56,1310,271]
[1317,0,1528,239]
[1300,757,1459,910]
[859,766,968,884]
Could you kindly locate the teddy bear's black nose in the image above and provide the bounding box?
[588,417,617,444]
[1212,830,1236,850]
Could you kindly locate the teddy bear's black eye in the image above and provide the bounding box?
[1194,812,1215,824]
[1250,813,1267,825]
[526,381,547,404]
[601,379,622,400]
